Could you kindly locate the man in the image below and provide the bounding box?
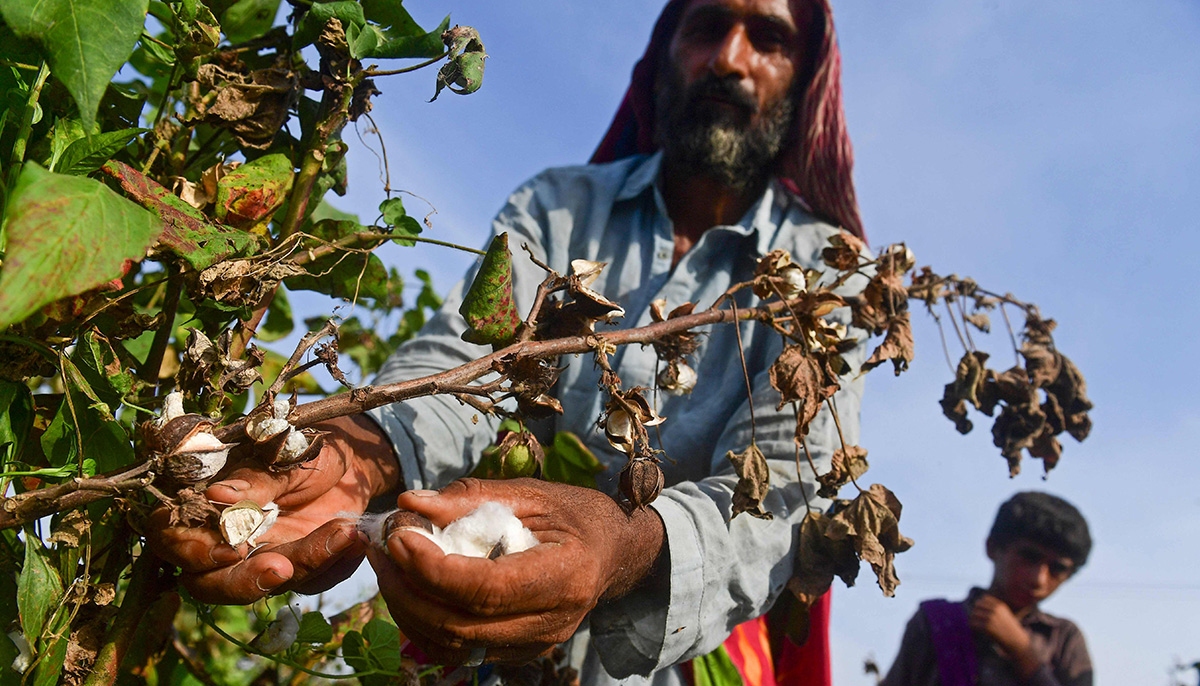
[149,0,867,682]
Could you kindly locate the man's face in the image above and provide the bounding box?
[988,538,1075,610]
[655,0,806,188]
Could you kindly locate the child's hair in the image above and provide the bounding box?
[987,491,1092,570]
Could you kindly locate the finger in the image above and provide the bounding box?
[183,551,295,605]
[207,443,353,508]
[253,519,367,592]
[144,506,243,572]
[385,529,590,617]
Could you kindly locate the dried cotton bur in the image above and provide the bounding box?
[219,500,279,547]
[245,393,327,470]
[143,391,235,483]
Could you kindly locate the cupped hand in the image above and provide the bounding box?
[365,477,664,666]
[145,414,399,604]
[969,593,1041,678]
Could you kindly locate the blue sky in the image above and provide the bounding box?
[321,1,1200,682]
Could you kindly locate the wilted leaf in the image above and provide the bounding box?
[821,231,866,271]
[1045,353,1093,443]
[459,233,521,348]
[727,443,772,520]
[862,313,914,376]
[195,63,297,150]
[0,164,163,329]
[852,267,908,335]
[939,351,991,434]
[816,445,869,499]
[100,161,260,270]
[18,539,63,647]
[826,484,913,597]
[769,345,839,434]
[47,509,90,548]
[430,25,487,101]
[215,153,294,232]
[789,513,859,605]
[964,312,991,333]
[0,0,149,129]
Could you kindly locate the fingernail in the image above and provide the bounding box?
[211,479,251,497]
[407,489,439,497]
[325,529,355,555]
[255,569,287,593]
[209,545,242,565]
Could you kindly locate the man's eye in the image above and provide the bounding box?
[748,26,788,52]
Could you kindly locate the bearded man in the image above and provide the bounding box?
[149,0,868,683]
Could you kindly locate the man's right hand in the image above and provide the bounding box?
[144,414,400,604]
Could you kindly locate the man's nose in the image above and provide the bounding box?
[709,25,752,79]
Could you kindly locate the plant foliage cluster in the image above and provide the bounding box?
[0,1,1093,684]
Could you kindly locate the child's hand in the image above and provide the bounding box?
[969,593,1043,679]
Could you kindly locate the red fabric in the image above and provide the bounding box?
[590,0,865,240]
[773,591,832,686]
[723,615,778,685]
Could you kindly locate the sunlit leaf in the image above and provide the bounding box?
[18,538,62,649]
[56,127,149,176]
[0,164,163,329]
[458,233,520,348]
[221,0,282,44]
[0,0,150,129]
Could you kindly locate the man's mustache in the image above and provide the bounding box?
[683,76,758,114]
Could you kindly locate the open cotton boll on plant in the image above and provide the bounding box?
[359,502,539,559]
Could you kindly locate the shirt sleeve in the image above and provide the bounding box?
[365,179,552,490]
[1048,621,1093,686]
[590,304,869,677]
[880,610,939,686]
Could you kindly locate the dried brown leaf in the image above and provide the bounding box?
[826,484,913,597]
[862,313,914,376]
[770,345,840,435]
[816,445,869,499]
[727,443,773,520]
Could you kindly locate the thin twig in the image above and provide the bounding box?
[269,320,338,397]
[943,299,969,352]
[730,301,756,443]
[791,402,813,514]
[1000,302,1021,366]
[517,274,562,343]
[364,50,451,77]
[826,396,863,493]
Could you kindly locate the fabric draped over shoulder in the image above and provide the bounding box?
[590,0,865,241]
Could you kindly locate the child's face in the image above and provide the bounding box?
[987,538,1075,611]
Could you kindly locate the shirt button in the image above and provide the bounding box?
[656,250,670,261]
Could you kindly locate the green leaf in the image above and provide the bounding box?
[379,197,423,247]
[691,645,745,686]
[100,160,260,271]
[18,538,62,649]
[295,611,332,645]
[0,381,34,464]
[258,287,294,343]
[283,219,390,305]
[294,1,365,48]
[40,386,132,474]
[310,199,358,224]
[70,331,136,412]
[56,127,149,176]
[543,431,605,489]
[361,618,404,672]
[361,15,450,60]
[220,0,282,44]
[47,117,90,172]
[0,0,151,129]
[341,630,367,672]
[31,615,68,686]
[0,164,163,330]
[458,233,520,348]
[215,152,294,231]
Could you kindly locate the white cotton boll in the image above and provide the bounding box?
[8,630,30,673]
[251,604,301,654]
[272,398,291,420]
[154,391,185,429]
[175,431,224,453]
[247,416,290,442]
[280,428,309,460]
[438,502,539,557]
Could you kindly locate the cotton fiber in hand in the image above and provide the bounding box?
[361,501,539,558]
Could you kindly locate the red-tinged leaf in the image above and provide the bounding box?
[215,153,294,232]
[458,233,521,348]
[0,164,163,329]
[100,161,260,270]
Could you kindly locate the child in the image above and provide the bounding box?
[881,492,1093,686]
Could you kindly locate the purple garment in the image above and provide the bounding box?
[920,599,979,686]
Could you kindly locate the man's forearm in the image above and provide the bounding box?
[601,504,666,601]
[320,414,402,500]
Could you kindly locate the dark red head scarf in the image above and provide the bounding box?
[590,0,865,240]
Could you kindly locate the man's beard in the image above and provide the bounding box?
[655,65,796,191]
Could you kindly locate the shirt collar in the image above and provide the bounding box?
[615,151,787,258]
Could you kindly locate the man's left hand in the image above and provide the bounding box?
[366,478,664,665]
